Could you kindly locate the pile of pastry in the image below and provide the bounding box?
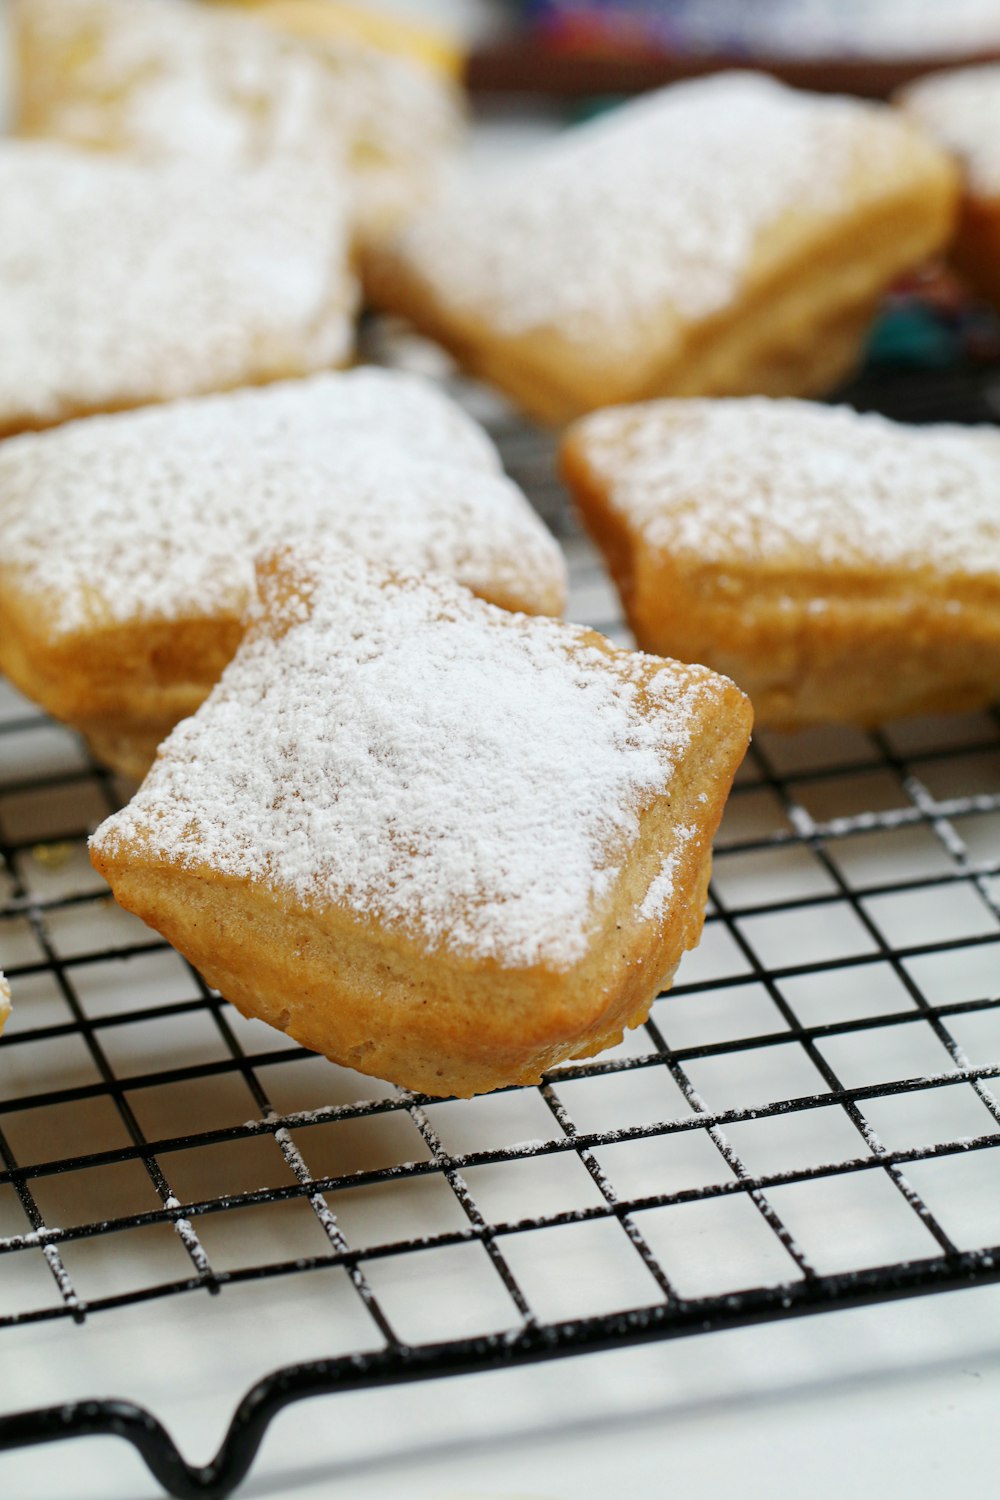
[0,0,996,1094]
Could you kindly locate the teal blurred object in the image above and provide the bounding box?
[864,288,1000,369]
[865,302,960,367]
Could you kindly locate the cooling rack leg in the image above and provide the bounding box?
[0,1398,251,1500]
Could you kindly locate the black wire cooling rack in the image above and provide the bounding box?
[1,360,999,1500]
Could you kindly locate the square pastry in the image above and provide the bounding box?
[0,140,353,437]
[0,371,566,779]
[13,0,464,245]
[562,397,1000,727]
[90,549,752,1098]
[365,72,957,424]
[899,65,1000,311]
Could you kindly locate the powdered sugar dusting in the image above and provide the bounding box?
[575,398,1000,580]
[902,65,1000,196]
[43,1243,83,1310]
[92,551,731,968]
[638,833,694,923]
[0,369,564,633]
[17,0,463,231]
[0,140,353,431]
[391,73,914,347]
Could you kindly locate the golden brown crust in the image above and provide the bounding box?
[92,771,723,1098]
[948,192,1000,311]
[0,571,244,777]
[562,399,1000,728]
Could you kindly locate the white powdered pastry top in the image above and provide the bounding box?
[391,72,917,346]
[0,141,352,429]
[92,550,729,968]
[0,370,565,634]
[0,972,9,1034]
[576,398,1000,581]
[902,65,1000,196]
[17,0,463,228]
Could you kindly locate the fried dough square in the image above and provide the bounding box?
[0,370,566,779]
[90,549,752,1097]
[0,140,354,438]
[899,64,1000,311]
[562,397,1000,727]
[365,72,957,425]
[13,0,464,244]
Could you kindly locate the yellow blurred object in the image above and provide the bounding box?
[211,0,463,79]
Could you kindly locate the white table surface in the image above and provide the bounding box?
[3,1275,1000,1498]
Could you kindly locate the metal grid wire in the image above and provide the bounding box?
[1,362,999,1499]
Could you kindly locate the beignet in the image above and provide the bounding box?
[899,65,1000,311]
[90,548,752,1098]
[0,140,353,438]
[0,371,566,780]
[365,72,958,424]
[562,397,1000,726]
[13,0,464,245]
